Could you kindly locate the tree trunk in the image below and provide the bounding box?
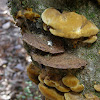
[8,0,100,98]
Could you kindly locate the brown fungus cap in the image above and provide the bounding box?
[38,83,65,100]
[62,75,79,87]
[64,93,84,100]
[23,33,64,54]
[31,52,87,69]
[41,8,99,39]
[27,63,40,84]
[83,36,97,43]
[38,68,70,92]
[84,93,100,100]
[70,84,84,92]
[62,74,84,92]
[38,70,46,83]
[44,76,70,92]
[94,84,100,92]
[27,72,39,84]
[16,8,40,21]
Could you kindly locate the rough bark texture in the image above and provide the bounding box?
[8,0,100,97]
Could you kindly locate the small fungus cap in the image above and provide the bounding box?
[70,84,84,92]
[94,84,100,92]
[27,63,40,84]
[84,93,100,100]
[38,69,70,92]
[62,75,84,92]
[44,76,70,92]
[38,83,65,100]
[16,8,40,21]
[62,75,79,87]
[41,8,99,39]
[64,93,84,100]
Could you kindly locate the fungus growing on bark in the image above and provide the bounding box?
[70,84,84,92]
[44,76,70,92]
[64,93,84,100]
[8,0,100,98]
[84,93,100,100]
[94,84,100,92]
[62,74,84,92]
[41,8,99,43]
[62,75,79,87]
[38,68,70,92]
[38,70,46,83]
[31,52,87,69]
[83,35,97,43]
[23,32,65,54]
[38,83,65,100]
[16,7,99,99]
[16,8,40,21]
[27,63,40,84]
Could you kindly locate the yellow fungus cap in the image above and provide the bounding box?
[42,8,99,39]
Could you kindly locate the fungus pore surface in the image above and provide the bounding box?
[23,32,65,54]
[31,52,87,69]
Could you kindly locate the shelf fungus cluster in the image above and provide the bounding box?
[27,63,86,100]
[23,24,88,99]
[15,7,100,100]
[15,8,40,31]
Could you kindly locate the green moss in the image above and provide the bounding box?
[8,0,21,16]
[86,53,98,61]
[8,0,36,16]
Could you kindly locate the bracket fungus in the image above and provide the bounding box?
[16,8,40,22]
[31,52,87,69]
[23,32,65,54]
[44,76,70,92]
[41,8,99,43]
[38,71,46,83]
[38,69,70,93]
[70,84,84,92]
[38,67,70,92]
[62,75,84,92]
[84,93,100,100]
[94,84,100,92]
[38,83,65,100]
[27,63,40,84]
[62,75,79,87]
[64,93,84,100]
[13,6,99,100]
